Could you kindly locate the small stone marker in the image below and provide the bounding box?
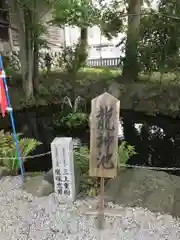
[89,92,120,229]
[51,137,75,202]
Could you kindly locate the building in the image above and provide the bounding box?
[64,25,124,60]
[0,1,123,63]
[0,1,66,54]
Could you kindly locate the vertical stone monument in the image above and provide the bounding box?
[51,137,76,202]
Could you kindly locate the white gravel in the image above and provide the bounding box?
[0,176,180,240]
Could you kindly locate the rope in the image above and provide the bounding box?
[1,150,180,172]
[74,152,180,171]
[0,151,51,160]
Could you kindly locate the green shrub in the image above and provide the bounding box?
[74,146,99,196]
[60,112,88,128]
[74,141,137,197]
[53,96,88,128]
[0,130,41,174]
[62,44,87,73]
[118,141,137,166]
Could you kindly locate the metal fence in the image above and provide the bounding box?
[87,58,120,68]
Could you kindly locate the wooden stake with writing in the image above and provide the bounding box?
[89,92,120,229]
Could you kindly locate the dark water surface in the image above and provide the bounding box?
[0,104,180,173]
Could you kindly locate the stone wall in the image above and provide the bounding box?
[108,82,180,118]
[8,51,63,71]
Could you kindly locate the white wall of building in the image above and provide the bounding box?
[88,45,122,59]
[64,25,125,59]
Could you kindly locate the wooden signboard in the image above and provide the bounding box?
[89,92,120,178]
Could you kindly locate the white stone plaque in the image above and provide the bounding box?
[51,137,76,202]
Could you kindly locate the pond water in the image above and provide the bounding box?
[0,105,180,174]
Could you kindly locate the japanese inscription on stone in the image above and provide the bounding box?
[51,137,75,202]
[89,92,120,178]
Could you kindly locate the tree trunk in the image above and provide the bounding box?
[8,0,34,102]
[122,0,141,81]
[33,38,39,95]
[10,0,27,88]
[24,10,34,101]
[79,28,88,67]
[26,32,33,101]
[32,0,39,95]
[71,28,88,100]
[80,28,87,46]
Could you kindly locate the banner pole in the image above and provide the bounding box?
[0,55,24,180]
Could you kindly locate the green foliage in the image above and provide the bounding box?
[53,96,88,128]
[74,146,99,196]
[118,141,137,166]
[16,0,49,48]
[74,146,89,173]
[0,130,41,173]
[61,43,87,73]
[99,0,124,39]
[60,112,88,128]
[51,0,123,74]
[52,0,100,28]
[11,0,180,89]
[74,141,136,196]
[60,96,88,128]
[138,0,180,79]
[51,0,96,74]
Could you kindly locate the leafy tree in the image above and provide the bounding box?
[52,0,99,27]
[51,0,100,100]
[139,0,180,81]
[99,0,124,40]
[97,0,142,81]
[52,0,100,70]
[7,0,49,101]
[99,0,180,83]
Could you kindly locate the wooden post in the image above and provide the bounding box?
[89,92,120,229]
[98,177,105,229]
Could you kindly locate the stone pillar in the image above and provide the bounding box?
[51,137,76,203]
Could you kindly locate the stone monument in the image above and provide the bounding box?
[51,137,76,202]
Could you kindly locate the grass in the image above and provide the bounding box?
[5,67,180,110]
[8,66,180,86]
[139,72,180,85]
[80,67,180,84]
[80,67,120,76]
[79,67,180,85]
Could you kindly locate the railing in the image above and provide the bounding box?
[87,58,121,68]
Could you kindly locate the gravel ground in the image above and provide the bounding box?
[0,176,180,240]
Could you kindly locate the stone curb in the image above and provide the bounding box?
[0,166,10,179]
